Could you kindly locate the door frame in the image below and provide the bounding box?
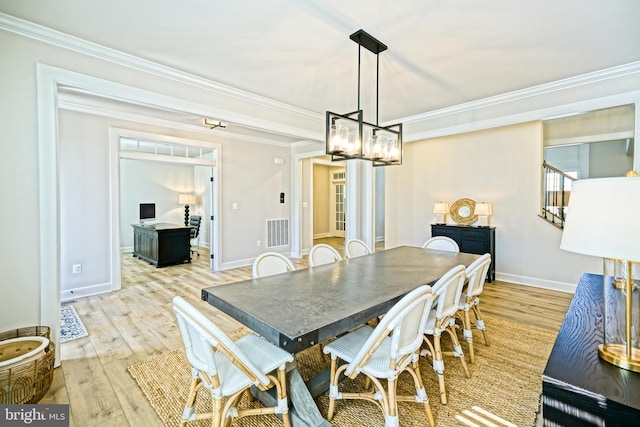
[109,129,221,291]
[329,169,346,238]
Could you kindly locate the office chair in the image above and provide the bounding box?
[189,215,202,257]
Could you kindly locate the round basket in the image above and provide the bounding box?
[0,326,55,404]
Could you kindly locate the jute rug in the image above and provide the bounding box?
[128,316,554,426]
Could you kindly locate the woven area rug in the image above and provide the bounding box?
[128,316,555,426]
[60,305,88,343]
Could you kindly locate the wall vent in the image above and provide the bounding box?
[266,219,289,248]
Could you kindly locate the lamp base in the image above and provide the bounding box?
[598,343,640,373]
[611,278,638,290]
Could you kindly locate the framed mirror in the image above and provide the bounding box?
[450,198,478,226]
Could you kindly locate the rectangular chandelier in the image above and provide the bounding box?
[326,30,403,167]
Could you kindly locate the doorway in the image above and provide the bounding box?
[113,130,220,292]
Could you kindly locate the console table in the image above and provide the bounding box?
[132,223,191,267]
[430,224,495,281]
[542,273,640,425]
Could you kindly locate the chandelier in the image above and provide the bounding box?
[326,29,403,167]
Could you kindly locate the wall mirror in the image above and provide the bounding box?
[543,104,635,179]
[449,198,478,226]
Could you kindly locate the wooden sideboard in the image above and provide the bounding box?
[430,224,495,281]
[542,273,640,424]
[132,223,191,267]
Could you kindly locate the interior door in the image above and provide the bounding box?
[331,170,346,238]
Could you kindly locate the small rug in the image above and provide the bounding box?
[60,305,88,343]
[129,316,556,426]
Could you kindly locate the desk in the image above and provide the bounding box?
[542,273,640,424]
[132,223,191,267]
[201,246,479,426]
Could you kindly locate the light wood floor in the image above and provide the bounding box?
[41,242,573,426]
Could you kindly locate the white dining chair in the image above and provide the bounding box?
[323,285,436,427]
[344,238,372,259]
[252,252,295,278]
[458,253,492,363]
[421,264,470,404]
[308,243,342,267]
[172,296,294,427]
[422,236,460,252]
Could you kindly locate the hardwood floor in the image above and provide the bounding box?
[41,244,573,426]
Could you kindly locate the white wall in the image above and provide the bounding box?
[58,111,112,295]
[119,159,195,250]
[385,121,600,291]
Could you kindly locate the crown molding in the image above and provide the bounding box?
[0,12,321,122]
[404,90,640,143]
[398,61,640,125]
[57,97,298,148]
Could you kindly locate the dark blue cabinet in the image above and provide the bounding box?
[431,224,495,282]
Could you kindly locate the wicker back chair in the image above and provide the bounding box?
[421,236,460,252]
[421,264,471,404]
[308,243,342,267]
[323,285,436,427]
[172,296,293,427]
[344,238,372,259]
[252,252,295,278]
[458,253,492,363]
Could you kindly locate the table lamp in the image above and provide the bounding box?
[560,173,640,372]
[475,202,493,227]
[433,202,449,225]
[178,194,196,226]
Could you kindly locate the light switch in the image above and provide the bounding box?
[232,203,238,210]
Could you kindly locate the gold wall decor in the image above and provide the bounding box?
[450,198,478,226]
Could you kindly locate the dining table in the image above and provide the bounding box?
[201,245,480,426]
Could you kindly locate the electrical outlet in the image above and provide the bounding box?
[72,264,82,274]
[257,240,261,247]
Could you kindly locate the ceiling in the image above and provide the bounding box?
[2,0,640,142]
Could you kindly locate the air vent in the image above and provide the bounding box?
[266,219,289,248]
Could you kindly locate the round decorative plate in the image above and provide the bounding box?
[449,198,478,226]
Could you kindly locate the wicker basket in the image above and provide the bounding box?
[0,326,55,404]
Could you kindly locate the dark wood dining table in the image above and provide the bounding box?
[201,245,480,426]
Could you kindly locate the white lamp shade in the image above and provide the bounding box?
[560,177,640,262]
[475,202,493,216]
[179,194,195,205]
[433,202,449,214]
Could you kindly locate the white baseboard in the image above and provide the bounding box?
[495,272,576,293]
[121,246,133,253]
[313,232,331,239]
[220,257,254,270]
[61,282,113,302]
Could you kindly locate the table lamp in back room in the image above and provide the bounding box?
[560,172,640,372]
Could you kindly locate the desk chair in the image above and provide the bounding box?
[189,215,202,257]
